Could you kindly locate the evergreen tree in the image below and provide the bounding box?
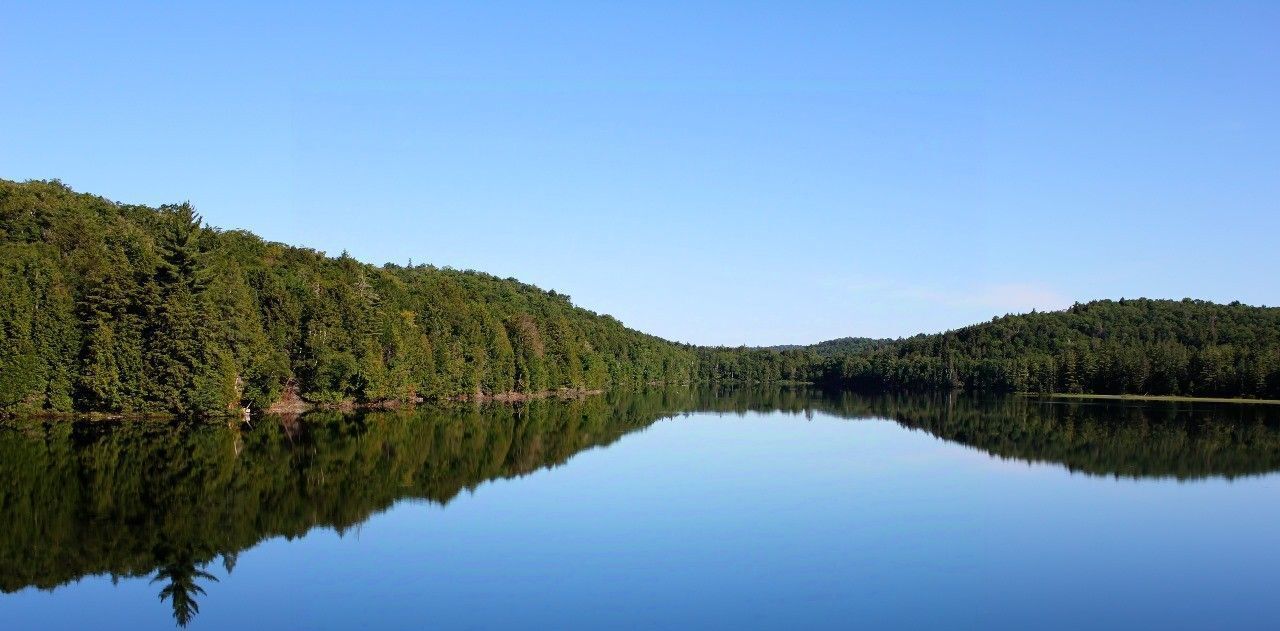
[144,204,233,414]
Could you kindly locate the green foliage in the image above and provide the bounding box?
[0,180,712,415]
[771,336,890,357]
[693,346,819,383]
[816,299,1280,399]
[0,245,78,412]
[4,179,1277,411]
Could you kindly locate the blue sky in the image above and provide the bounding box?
[3,2,1277,345]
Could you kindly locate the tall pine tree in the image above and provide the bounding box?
[145,204,234,415]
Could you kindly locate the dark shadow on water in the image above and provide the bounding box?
[2,386,1279,625]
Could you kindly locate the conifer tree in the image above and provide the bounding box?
[145,204,233,414]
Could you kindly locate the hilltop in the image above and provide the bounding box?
[815,298,1280,399]
[3,179,1277,415]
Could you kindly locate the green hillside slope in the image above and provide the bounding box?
[0,179,698,415]
[816,299,1280,398]
[4,179,1277,415]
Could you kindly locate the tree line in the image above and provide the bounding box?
[0,179,703,415]
[4,179,1279,415]
[812,299,1280,399]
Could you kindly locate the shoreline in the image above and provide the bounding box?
[3,387,613,423]
[13,387,1280,422]
[1023,392,1280,405]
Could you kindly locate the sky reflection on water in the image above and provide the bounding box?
[3,389,1279,629]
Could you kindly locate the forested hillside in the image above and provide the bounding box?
[767,336,889,356]
[3,179,1278,416]
[816,299,1280,399]
[805,336,892,357]
[0,179,702,415]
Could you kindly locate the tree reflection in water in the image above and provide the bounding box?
[2,387,1279,626]
[151,548,218,627]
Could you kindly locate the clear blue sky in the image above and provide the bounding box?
[3,2,1277,345]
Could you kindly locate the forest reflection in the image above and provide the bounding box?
[2,387,1279,626]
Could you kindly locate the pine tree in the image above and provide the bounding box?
[145,204,234,414]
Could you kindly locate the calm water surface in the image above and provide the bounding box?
[3,388,1280,629]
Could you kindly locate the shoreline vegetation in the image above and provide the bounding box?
[14,387,1280,424]
[1027,392,1280,405]
[3,386,617,422]
[3,178,1279,419]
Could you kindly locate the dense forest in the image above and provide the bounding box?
[3,179,1279,416]
[0,179,708,415]
[814,299,1280,399]
[771,336,890,357]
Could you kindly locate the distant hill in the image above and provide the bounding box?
[815,299,1280,399]
[804,336,893,357]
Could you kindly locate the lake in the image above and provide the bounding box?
[3,388,1279,629]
